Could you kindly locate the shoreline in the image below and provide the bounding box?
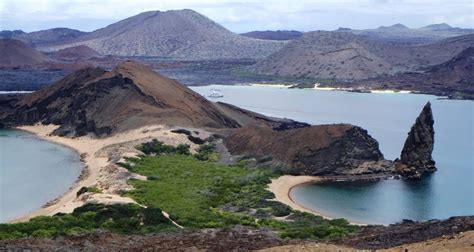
[9,124,204,223]
[268,174,394,226]
[228,83,416,95]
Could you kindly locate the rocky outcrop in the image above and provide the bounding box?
[396,102,436,179]
[224,124,392,175]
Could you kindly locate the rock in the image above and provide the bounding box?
[396,102,436,179]
[224,124,391,176]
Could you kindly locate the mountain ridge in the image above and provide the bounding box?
[252,32,474,81]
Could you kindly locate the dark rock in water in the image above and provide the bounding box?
[396,102,436,179]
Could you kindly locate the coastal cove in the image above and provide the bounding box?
[0,129,83,223]
[191,84,474,225]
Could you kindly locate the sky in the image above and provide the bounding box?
[0,0,473,33]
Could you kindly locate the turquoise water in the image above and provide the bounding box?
[191,85,474,224]
[0,129,83,222]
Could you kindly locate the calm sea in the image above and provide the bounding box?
[191,85,474,224]
[0,129,83,222]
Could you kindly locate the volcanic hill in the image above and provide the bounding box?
[43,9,285,59]
[0,39,49,68]
[1,61,240,136]
[53,45,102,60]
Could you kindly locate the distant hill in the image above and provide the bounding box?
[0,28,86,47]
[420,23,453,31]
[335,47,474,98]
[43,10,285,59]
[53,45,102,60]
[252,31,473,81]
[0,30,26,38]
[337,23,474,44]
[0,39,49,68]
[240,30,303,40]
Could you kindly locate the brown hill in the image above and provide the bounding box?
[53,45,102,60]
[253,32,473,81]
[44,10,285,59]
[0,39,48,68]
[3,61,239,136]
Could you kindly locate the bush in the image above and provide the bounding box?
[77,186,102,197]
[138,139,191,156]
[194,144,218,161]
[32,229,56,238]
[142,207,169,225]
[176,144,191,155]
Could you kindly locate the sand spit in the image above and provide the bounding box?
[12,124,207,223]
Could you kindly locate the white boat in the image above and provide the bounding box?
[208,89,224,98]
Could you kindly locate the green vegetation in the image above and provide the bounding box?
[0,204,176,240]
[194,144,219,162]
[123,151,359,238]
[0,139,358,241]
[76,186,102,197]
[137,139,190,156]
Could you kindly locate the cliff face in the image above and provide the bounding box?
[396,102,436,179]
[224,124,391,176]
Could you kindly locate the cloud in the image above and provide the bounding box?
[0,0,472,32]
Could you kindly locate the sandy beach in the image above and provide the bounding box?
[268,175,367,225]
[11,124,205,223]
[268,175,324,215]
[248,83,413,94]
[249,83,291,88]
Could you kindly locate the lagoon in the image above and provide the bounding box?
[0,129,83,223]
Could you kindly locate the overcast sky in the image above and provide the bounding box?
[1,0,473,33]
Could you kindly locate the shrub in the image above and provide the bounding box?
[77,186,102,197]
[142,207,169,225]
[176,144,191,155]
[194,144,218,161]
[32,229,56,238]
